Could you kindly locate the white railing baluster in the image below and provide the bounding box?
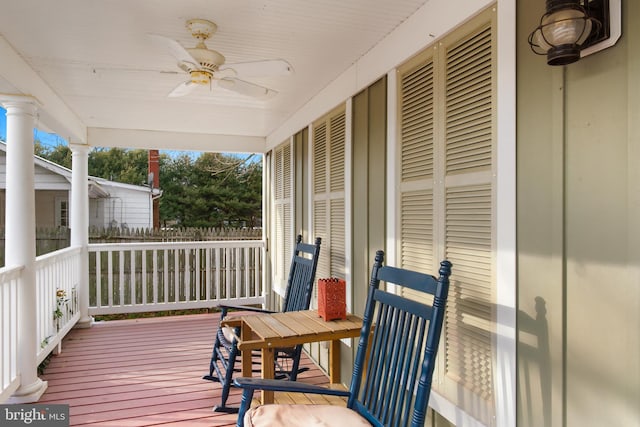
[118,250,125,306]
[163,249,169,304]
[131,249,136,307]
[236,247,241,298]
[255,246,261,298]
[214,248,221,300]
[205,247,211,301]
[95,252,102,308]
[142,249,147,306]
[185,248,191,302]
[195,247,200,301]
[174,249,180,303]
[152,249,158,304]
[107,250,114,307]
[227,247,233,300]
[244,247,250,298]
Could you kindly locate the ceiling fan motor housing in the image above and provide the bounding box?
[185,47,226,72]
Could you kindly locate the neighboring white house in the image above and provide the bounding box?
[0,143,161,229]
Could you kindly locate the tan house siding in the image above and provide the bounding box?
[517,1,640,426]
[350,77,387,384]
[352,78,387,317]
[35,190,67,228]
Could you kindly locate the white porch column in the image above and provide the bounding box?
[69,143,93,328]
[2,96,48,402]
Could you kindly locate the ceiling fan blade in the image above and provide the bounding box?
[149,34,201,71]
[218,78,277,98]
[220,59,293,78]
[168,80,199,98]
[213,68,238,79]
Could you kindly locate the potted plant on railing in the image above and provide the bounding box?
[54,289,68,331]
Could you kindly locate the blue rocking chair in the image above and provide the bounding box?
[233,250,452,427]
[203,235,321,413]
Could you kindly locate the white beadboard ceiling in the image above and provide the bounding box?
[0,0,439,151]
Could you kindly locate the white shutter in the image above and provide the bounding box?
[401,60,435,182]
[397,8,496,425]
[329,113,346,278]
[440,16,495,426]
[312,107,346,282]
[398,53,436,302]
[313,121,330,281]
[272,142,293,290]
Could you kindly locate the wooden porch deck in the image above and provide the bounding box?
[39,312,344,426]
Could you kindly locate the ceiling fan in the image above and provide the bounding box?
[150,19,292,98]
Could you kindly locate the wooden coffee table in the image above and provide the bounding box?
[222,309,363,404]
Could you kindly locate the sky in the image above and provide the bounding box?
[0,106,261,162]
[0,106,67,150]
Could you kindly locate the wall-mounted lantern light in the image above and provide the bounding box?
[528,0,621,66]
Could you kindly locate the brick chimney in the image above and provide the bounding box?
[148,149,160,229]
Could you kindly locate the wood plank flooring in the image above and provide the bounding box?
[39,313,344,426]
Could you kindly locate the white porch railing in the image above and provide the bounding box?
[88,240,265,315]
[35,246,81,364]
[0,265,22,403]
[0,239,264,403]
[1,246,81,402]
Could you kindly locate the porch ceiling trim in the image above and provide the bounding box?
[88,127,266,154]
[0,36,86,144]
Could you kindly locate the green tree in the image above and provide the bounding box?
[33,142,262,228]
[46,144,72,169]
[88,147,148,185]
[159,153,262,228]
[34,140,47,157]
[34,141,72,168]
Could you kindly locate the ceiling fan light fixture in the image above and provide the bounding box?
[190,70,211,85]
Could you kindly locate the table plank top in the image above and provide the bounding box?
[222,310,363,350]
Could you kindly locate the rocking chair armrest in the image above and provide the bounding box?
[233,377,351,397]
[219,304,276,316]
[219,304,276,320]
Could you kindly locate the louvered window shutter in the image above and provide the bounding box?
[399,55,436,302]
[329,113,346,277]
[313,121,330,281]
[441,21,495,426]
[273,142,293,287]
[397,9,495,425]
[313,108,346,282]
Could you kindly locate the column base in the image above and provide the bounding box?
[8,378,48,404]
[75,315,94,329]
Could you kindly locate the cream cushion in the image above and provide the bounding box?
[244,404,371,427]
[221,325,236,343]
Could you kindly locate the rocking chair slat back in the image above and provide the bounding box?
[348,251,451,427]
